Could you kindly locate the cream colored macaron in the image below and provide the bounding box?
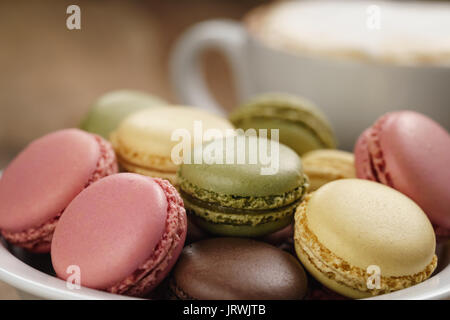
[301,149,355,192]
[110,106,234,184]
[294,179,437,299]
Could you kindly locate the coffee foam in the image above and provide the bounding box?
[247,1,450,65]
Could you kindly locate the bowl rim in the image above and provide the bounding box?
[0,241,140,300]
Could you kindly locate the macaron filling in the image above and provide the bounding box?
[294,195,438,296]
[182,193,299,225]
[179,175,308,234]
[107,178,186,297]
[1,135,118,252]
[179,175,307,210]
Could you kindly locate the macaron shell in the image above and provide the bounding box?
[111,106,234,173]
[108,177,187,296]
[375,111,450,230]
[230,92,337,154]
[179,136,304,197]
[0,129,100,232]
[301,149,356,191]
[191,211,293,237]
[353,129,376,181]
[119,160,177,185]
[306,179,436,277]
[172,238,308,300]
[80,90,167,139]
[233,117,325,155]
[51,173,168,290]
[142,177,186,290]
[295,242,370,299]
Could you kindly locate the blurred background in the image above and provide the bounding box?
[0,0,270,170]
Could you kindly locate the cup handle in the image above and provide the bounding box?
[170,19,251,116]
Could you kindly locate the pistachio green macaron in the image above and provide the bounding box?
[229,93,337,155]
[178,135,309,237]
[80,89,168,139]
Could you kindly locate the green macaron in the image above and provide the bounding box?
[80,89,168,139]
[229,93,337,155]
[177,135,309,237]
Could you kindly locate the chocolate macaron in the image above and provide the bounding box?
[169,238,308,300]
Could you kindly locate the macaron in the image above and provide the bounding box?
[301,149,355,192]
[294,179,437,299]
[51,173,187,297]
[354,111,450,238]
[178,135,309,237]
[169,238,308,300]
[0,129,118,253]
[110,106,234,184]
[229,92,337,155]
[80,89,167,139]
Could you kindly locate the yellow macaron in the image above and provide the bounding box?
[110,106,234,184]
[301,149,356,192]
[294,179,437,299]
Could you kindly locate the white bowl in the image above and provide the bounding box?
[0,169,449,300]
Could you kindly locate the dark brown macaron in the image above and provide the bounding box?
[169,238,308,300]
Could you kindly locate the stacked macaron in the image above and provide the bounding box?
[0,88,448,300]
[177,135,309,238]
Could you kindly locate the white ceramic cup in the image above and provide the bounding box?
[170,19,450,150]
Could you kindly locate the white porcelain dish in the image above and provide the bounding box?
[0,170,449,300]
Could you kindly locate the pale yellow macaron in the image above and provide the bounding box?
[110,106,234,184]
[301,149,355,192]
[294,179,437,299]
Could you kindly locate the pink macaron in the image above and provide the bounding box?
[354,111,450,238]
[0,129,118,252]
[51,173,187,297]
